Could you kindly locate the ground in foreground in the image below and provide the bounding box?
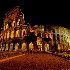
[0,53,70,70]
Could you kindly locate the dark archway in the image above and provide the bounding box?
[26,32,37,51]
[37,33,41,37]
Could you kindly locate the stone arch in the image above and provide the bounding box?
[21,42,27,52]
[5,43,8,51]
[22,29,26,36]
[44,43,50,52]
[15,43,19,51]
[29,42,34,50]
[37,32,41,37]
[9,43,13,51]
[15,30,20,37]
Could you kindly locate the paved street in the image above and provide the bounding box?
[0,53,70,70]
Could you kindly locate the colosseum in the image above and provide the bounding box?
[0,6,70,52]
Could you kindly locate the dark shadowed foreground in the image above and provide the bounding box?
[0,53,70,70]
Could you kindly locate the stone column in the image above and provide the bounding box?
[8,43,10,51]
[27,41,29,52]
[33,41,37,51]
[18,41,21,51]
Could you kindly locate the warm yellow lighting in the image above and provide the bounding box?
[46,34,48,38]
[17,22,19,26]
[15,43,19,51]
[4,33,6,40]
[7,31,10,39]
[12,21,15,27]
[17,19,20,26]
[22,29,26,36]
[1,35,3,40]
[35,31,37,36]
[30,28,35,32]
[6,24,8,29]
[58,44,61,50]
[23,14,24,19]
[5,44,8,51]
[48,33,52,39]
[18,19,20,22]
[29,42,34,50]
[11,31,14,38]
[68,48,70,51]
[9,43,13,51]
[15,30,20,37]
[0,37,1,40]
[64,36,67,40]
[37,37,42,42]
[21,43,27,51]
[4,26,5,30]
[38,45,41,49]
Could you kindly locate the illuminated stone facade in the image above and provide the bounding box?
[0,6,70,52]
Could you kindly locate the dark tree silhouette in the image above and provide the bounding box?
[43,38,51,42]
[26,32,37,43]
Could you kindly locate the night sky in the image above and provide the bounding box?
[0,1,70,29]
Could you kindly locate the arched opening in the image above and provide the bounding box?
[37,43,42,51]
[37,33,41,37]
[11,31,14,38]
[37,37,42,51]
[9,43,13,51]
[23,31,25,35]
[15,30,20,37]
[29,42,34,50]
[5,44,8,51]
[44,43,49,52]
[2,44,5,51]
[52,29,55,33]
[7,31,10,39]
[0,44,2,51]
[22,29,26,37]
[12,21,15,27]
[21,43,27,52]
[15,43,19,51]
